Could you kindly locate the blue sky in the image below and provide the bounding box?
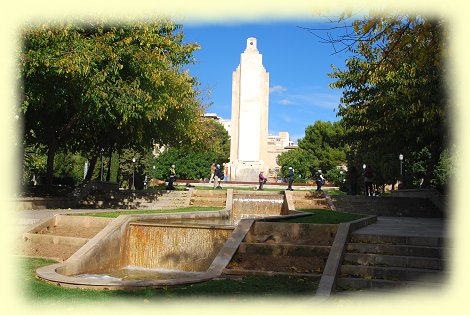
[181,20,353,143]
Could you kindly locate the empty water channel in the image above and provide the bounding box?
[36,189,306,290]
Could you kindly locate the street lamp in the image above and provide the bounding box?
[100,149,104,181]
[131,158,136,190]
[399,154,404,188]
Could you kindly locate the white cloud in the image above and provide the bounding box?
[283,115,293,123]
[274,87,341,111]
[269,85,287,94]
[279,99,292,105]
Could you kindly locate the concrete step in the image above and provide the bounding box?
[238,242,331,257]
[223,268,322,278]
[23,233,90,247]
[350,233,445,247]
[246,222,338,243]
[343,252,445,270]
[228,252,327,273]
[330,196,443,217]
[339,264,444,282]
[346,243,443,258]
[336,276,445,292]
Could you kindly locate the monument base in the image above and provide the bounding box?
[229,162,267,182]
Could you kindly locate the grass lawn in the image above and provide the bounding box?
[324,189,347,196]
[190,185,286,191]
[74,206,225,218]
[20,258,319,302]
[282,209,365,224]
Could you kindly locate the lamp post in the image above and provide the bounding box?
[100,149,104,182]
[399,154,403,188]
[131,158,136,190]
[362,164,367,196]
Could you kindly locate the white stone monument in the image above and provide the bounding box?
[228,38,269,181]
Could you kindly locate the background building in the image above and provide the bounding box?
[266,132,296,179]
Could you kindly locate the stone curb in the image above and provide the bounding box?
[315,215,377,299]
[223,268,322,278]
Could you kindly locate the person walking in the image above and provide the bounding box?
[348,166,358,195]
[364,165,373,196]
[258,171,267,190]
[315,170,325,192]
[166,164,176,190]
[209,163,216,183]
[287,167,294,191]
[214,164,223,189]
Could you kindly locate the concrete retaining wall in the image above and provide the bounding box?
[391,188,445,212]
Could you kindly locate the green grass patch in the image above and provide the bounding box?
[74,206,225,218]
[282,209,365,224]
[324,189,347,196]
[20,257,318,302]
[192,185,286,191]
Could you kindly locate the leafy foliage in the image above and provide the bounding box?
[19,19,203,186]
[277,120,348,182]
[298,120,348,172]
[328,15,449,190]
[276,148,312,182]
[146,118,230,181]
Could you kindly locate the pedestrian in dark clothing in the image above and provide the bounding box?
[166,164,176,190]
[348,166,358,195]
[287,167,294,191]
[258,171,267,190]
[214,164,223,189]
[364,165,373,196]
[315,170,325,192]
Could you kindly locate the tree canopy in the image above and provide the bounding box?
[328,15,448,189]
[146,118,230,181]
[277,120,348,182]
[19,19,204,185]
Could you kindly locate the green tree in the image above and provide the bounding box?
[297,120,348,173]
[19,20,203,187]
[328,15,448,189]
[276,148,312,182]
[145,118,230,182]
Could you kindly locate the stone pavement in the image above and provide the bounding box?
[353,216,447,238]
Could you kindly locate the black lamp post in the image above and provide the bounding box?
[399,154,404,188]
[131,158,136,190]
[100,149,104,181]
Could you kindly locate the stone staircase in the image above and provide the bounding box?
[224,221,338,278]
[336,232,446,293]
[330,195,444,218]
[189,189,226,207]
[80,190,191,209]
[19,215,112,262]
[292,191,329,210]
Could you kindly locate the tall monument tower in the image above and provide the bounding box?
[228,38,269,181]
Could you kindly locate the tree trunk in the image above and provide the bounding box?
[85,155,98,181]
[44,140,57,187]
[106,151,112,182]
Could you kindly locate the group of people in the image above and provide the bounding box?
[161,162,377,195]
[285,167,325,192]
[165,163,330,192]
